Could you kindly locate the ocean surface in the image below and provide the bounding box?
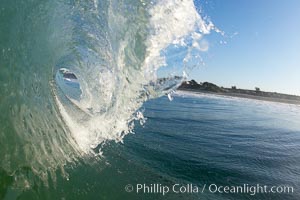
[1,0,300,199]
[1,92,300,199]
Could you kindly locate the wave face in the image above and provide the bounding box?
[0,0,216,181]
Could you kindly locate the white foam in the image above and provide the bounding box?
[144,0,216,79]
[55,0,216,154]
[54,92,91,152]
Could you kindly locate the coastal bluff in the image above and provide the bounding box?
[178,80,300,105]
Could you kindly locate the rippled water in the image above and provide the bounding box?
[2,93,300,199]
[1,0,299,199]
[0,0,217,183]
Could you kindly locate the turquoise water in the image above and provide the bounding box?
[2,93,300,199]
[1,0,300,199]
[0,0,215,178]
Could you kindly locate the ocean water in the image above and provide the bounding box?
[0,0,217,178]
[1,0,300,199]
[1,92,300,199]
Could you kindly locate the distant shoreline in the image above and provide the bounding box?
[178,89,300,105]
[178,80,300,105]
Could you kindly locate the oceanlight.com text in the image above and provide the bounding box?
[124,183,294,196]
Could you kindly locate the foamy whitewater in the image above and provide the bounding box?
[0,0,218,181]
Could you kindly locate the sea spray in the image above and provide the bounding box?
[0,0,217,185]
[53,0,217,153]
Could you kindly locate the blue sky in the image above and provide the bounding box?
[190,0,300,95]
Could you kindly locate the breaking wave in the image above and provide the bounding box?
[0,0,217,182]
